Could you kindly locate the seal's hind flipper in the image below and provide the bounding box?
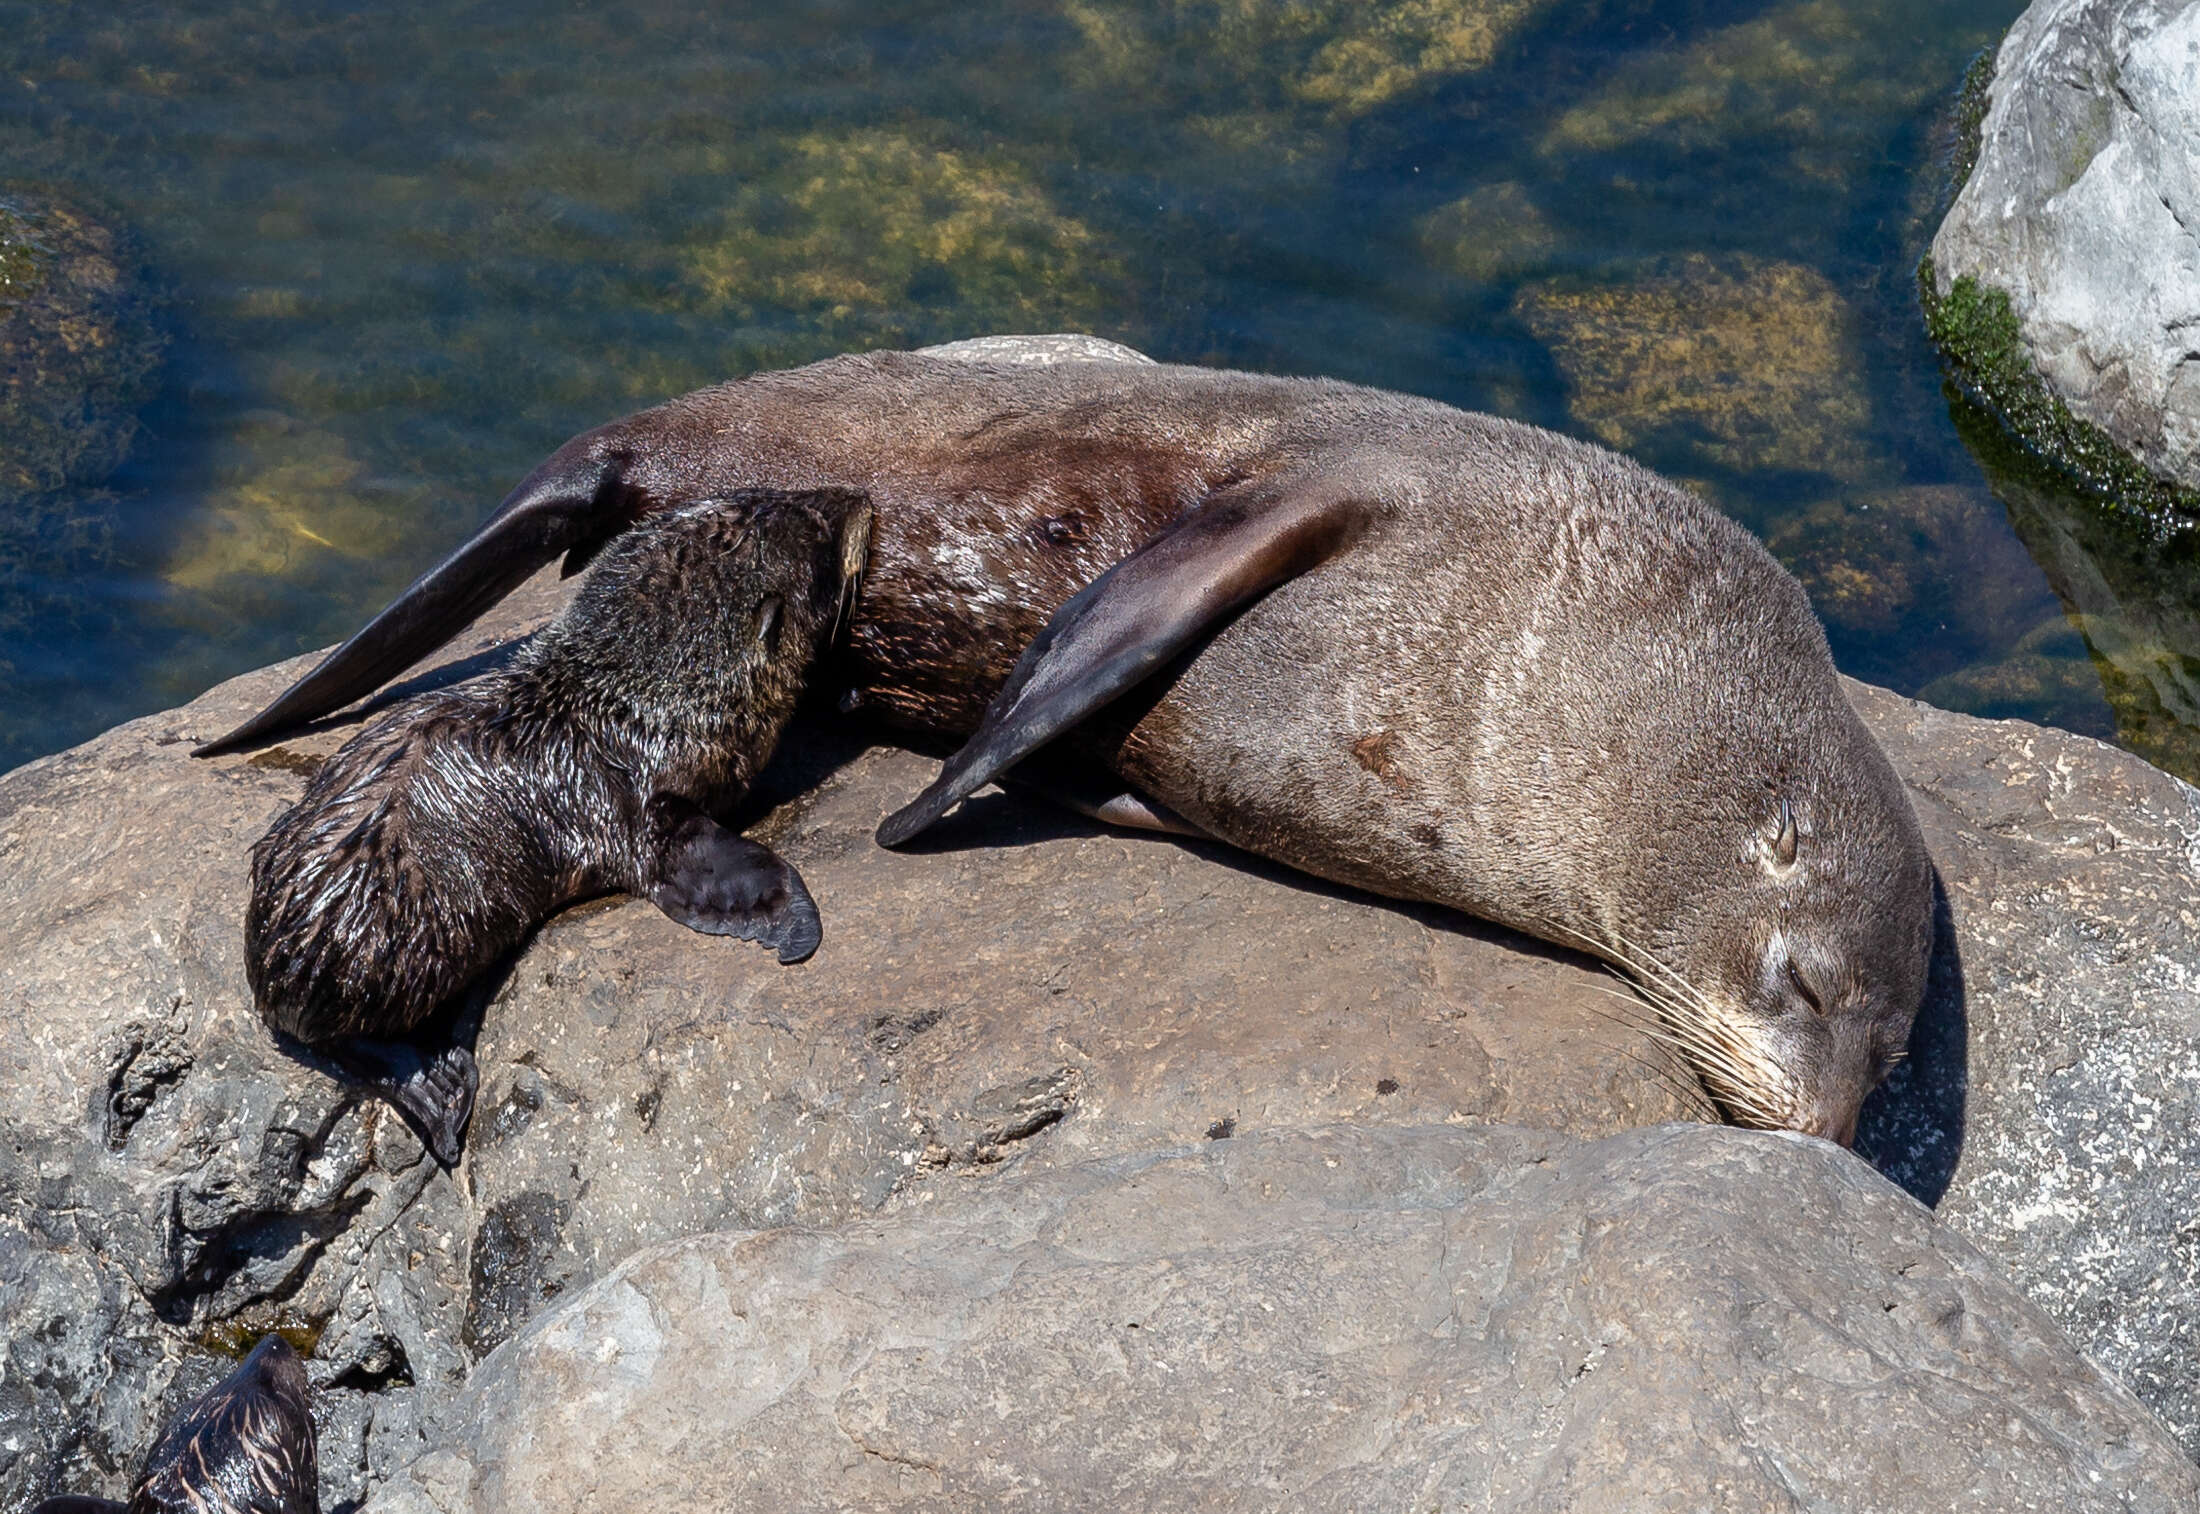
[647,796,823,965]
[193,438,639,758]
[877,477,1375,847]
[333,1036,479,1168]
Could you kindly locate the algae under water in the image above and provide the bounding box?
[1,0,2187,784]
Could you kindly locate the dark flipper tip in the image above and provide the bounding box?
[874,784,957,849]
[333,1037,478,1167]
[647,801,823,965]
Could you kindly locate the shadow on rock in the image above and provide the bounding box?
[1856,869,1967,1206]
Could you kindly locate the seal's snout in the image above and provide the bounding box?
[1794,1104,1861,1148]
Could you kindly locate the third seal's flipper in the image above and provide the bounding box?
[193,437,639,757]
[876,476,1375,847]
[34,1334,323,1514]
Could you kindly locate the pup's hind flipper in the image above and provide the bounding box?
[648,796,822,965]
[332,1036,479,1169]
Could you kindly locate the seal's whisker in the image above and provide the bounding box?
[1582,982,1768,1119]
[1575,997,1723,1120]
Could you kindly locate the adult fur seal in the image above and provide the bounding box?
[32,1333,319,1514]
[201,339,1934,1147]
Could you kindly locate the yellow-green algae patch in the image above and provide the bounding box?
[1543,0,1992,186]
[682,128,1134,355]
[161,413,420,617]
[1415,181,1558,285]
[1062,0,1549,120]
[1514,255,1875,483]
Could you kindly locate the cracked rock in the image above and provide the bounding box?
[360,1124,2200,1514]
[3,540,2198,1503]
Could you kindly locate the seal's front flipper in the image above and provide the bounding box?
[193,436,640,757]
[877,477,1375,846]
[333,1036,479,1168]
[647,796,822,964]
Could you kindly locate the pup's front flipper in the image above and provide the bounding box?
[331,1036,479,1169]
[876,473,1377,846]
[647,795,822,964]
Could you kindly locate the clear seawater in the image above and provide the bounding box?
[2,0,2192,781]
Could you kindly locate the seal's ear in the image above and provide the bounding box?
[877,477,1376,847]
[647,796,822,964]
[193,429,647,758]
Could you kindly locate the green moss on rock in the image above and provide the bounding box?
[1920,258,2200,530]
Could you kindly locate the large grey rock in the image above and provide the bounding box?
[362,1123,2200,1514]
[1930,0,2200,492]
[1,331,2196,1497]
[0,570,1698,1513]
[1852,680,2200,1454]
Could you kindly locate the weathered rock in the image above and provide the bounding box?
[3,441,2198,1499]
[0,566,1702,1511]
[1852,679,2200,1456]
[362,1123,2200,1514]
[1929,0,2200,508]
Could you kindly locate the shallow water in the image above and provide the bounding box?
[1,0,2190,780]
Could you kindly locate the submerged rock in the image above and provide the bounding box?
[0,188,163,512]
[681,127,1134,356]
[364,1124,2199,1514]
[1514,254,1876,484]
[1063,0,1551,121]
[1928,0,2200,517]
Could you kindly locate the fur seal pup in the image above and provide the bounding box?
[200,342,1934,1145]
[242,487,870,1162]
[31,1333,319,1514]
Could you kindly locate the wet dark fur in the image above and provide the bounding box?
[215,346,1935,1141]
[32,1335,318,1514]
[248,489,866,1045]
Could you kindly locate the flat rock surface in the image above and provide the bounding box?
[362,1123,2200,1514]
[1931,0,2200,490]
